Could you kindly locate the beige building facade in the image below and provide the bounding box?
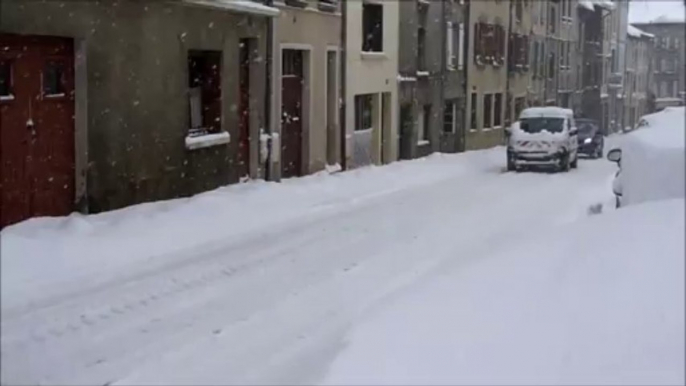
[344,0,399,168]
[269,0,342,180]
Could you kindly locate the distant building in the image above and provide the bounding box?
[631,20,686,110]
[624,25,654,128]
[464,0,510,150]
[577,0,612,125]
[397,0,466,160]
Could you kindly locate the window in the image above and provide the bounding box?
[355,94,373,131]
[509,33,529,71]
[531,40,542,77]
[495,24,505,66]
[515,0,523,23]
[559,41,565,68]
[443,100,455,133]
[457,23,465,69]
[548,52,555,79]
[470,92,477,130]
[0,60,12,98]
[474,23,504,66]
[317,0,337,12]
[673,81,679,97]
[446,22,455,68]
[483,93,492,129]
[417,26,427,71]
[43,61,66,96]
[362,2,383,52]
[188,50,222,134]
[549,7,556,34]
[494,93,502,127]
[422,105,431,142]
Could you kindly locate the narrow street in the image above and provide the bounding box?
[1,144,618,385]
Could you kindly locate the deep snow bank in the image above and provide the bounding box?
[322,198,685,385]
[619,107,685,206]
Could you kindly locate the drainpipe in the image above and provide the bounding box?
[462,0,469,151]
[504,0,513,126]
[264,0,274,181]
[339,0,347,170]
[440,0,446,151]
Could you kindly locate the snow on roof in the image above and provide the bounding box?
[628,25,654,39]
[182,0,280,17]
[519,106,574,119]
[592,0,615,10]
[578,0,595,11]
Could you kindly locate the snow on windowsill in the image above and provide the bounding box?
[397,75,417,82]
[44,93,66,99]
[185,131,230,151]
[416,70,430,77]
[417,140,430,146]
[0,94,15,101]
[360,52,386,60]
[182,0,280,17]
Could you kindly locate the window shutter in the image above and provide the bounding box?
[458,22,465,69]
[474,23,482,64]
[446,22,455,68]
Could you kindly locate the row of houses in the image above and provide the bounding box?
[0,0,684,227]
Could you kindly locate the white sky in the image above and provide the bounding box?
[629,0,686,23]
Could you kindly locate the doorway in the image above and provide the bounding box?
[281,49,304,178]
[1,34,75,227]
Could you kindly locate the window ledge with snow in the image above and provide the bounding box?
[185,131,231,150]
[397,75,417,82]
[0,94,15,102]
[416,70,430,77]
[360,52,386,60]
[417,139,430,146]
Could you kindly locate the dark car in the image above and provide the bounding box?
[576,119,604,158]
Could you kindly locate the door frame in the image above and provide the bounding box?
[325,45,341,167]
[278,44,312,177]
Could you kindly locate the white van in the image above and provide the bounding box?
[506,107,579,172]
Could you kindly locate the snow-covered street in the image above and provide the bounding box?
[2,143,620,385]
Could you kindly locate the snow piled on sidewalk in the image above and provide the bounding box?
[322,198,685,386]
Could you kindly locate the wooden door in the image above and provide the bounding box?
[280,50,303,179]
[237,39,251,179]
[0,34,75,227]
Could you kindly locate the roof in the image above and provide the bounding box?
[519,107,574,119]
[593,0,615,10]
[181,0,280,17]
[627,25,655,39]
[578,0,594,11]
[577,0,615,12]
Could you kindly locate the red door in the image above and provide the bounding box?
[0,34,75,228]
[281,50,303,179]
[237,39,251,180]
